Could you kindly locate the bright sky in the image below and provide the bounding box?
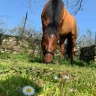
[0,0,96,35]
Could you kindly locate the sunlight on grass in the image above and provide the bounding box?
[0,53,96,96]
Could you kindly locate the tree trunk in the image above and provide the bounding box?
[0,34,2,52]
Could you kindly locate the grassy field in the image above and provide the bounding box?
[0,52,96,96]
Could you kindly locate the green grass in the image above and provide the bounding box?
[0,52,96,96]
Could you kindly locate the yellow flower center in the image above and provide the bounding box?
[26,88,32,92]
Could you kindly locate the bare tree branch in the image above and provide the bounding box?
[26,0,84,15]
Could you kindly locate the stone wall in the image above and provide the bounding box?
[0,35,96,63]
[0,35,80,57]
[0,35,42,57]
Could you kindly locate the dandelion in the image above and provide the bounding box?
[63,75,69,80]
[22,86,35,96]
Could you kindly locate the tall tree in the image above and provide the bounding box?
[77,29,95,47]
[0,17,7,51]
[0,28,4,51]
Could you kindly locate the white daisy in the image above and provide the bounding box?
[54,76,59,80]
[63,75,69,80]
[70,89,74,92]
[22,86,35,96]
